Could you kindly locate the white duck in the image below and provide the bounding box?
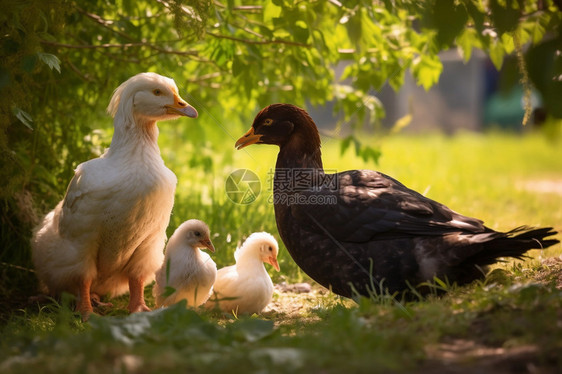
[206,232,280,315]
[153,220,217,308]
[31,72,198,319]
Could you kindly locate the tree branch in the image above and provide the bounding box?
[232,5,262,12]
[40,40,200,56]
[206,32,310,47]
[73,6,136,42]
[64,57,94,82]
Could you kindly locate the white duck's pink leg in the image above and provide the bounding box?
[77,278,94,321]
[128,277,150,313]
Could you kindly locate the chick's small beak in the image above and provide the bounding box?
[267,256,280,272]
[198,238,215,253]
[235,127,262,150]
[166,95,198,118]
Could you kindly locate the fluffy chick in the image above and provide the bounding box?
[153,220,217,308]
[206,232,280,314]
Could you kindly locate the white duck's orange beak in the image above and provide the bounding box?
[166,94,198,118]
[267,256,280,272]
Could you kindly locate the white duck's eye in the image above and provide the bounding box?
[263,118,273,126]
[153,89,162,96]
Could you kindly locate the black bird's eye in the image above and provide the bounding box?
[194,231,201,237]
[153,89,162,96]
[263,118,273,126]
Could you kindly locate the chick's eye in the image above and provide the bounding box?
[268,246,273,251]
[263,118,273,126]
[153,89,162,96]
[194,231,201,237]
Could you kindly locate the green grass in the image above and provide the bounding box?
[2,130,562,373]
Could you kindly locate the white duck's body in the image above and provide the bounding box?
[31,73,198,318]
[207,232,280,315]
[153,220,217,307]
[33,148,176,297]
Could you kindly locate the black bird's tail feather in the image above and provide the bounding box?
[474,226,559,266]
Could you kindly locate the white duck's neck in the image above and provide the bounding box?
[107,114,161,158]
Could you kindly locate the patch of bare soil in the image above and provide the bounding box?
[535,256,562,289]
[422,340,557,374]
[263,282,339,326]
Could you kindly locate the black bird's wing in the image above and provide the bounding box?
[288,169,487,243]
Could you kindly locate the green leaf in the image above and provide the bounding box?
[501,33,514,54]
[21,55,37,72]
[162,286,176,298]
[263,1,282,23]
[465,0,485,32]
[165,257,171,284]
[340,135,353,156]
[525,13,549,44]
[232,55,245,77]
[89,303,217,346]
[293,20,309,44]
[358,145,382,164]
[526,38,562,118]
[391,114,412,134]
[425,0,468,47]
[489,39,505,70]
[250,348,305,368]
[433,276,449,290]
[412,54,442,90]
[456,29,476,62]
[227,318,275,343]
[12,107,33,130]
[37,52,61,73]
[489,0,521,34]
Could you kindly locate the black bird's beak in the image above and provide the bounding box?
[235,127,262,150]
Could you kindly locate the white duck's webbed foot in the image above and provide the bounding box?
[90,293,113,308]
[27,294,53,305]
[127,277,151,313]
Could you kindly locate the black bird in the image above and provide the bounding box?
[235,104,560,299]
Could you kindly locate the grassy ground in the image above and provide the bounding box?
[1,130,561,373]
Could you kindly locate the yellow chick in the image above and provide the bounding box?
[153,220,217,308]
[206,232,280,315]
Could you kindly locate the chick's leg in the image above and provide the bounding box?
[128,277,150,313]
[77,278,94,321]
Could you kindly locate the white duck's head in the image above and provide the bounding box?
[107,72,198,126]
[235,232,280,271]
[168,219,215,253]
